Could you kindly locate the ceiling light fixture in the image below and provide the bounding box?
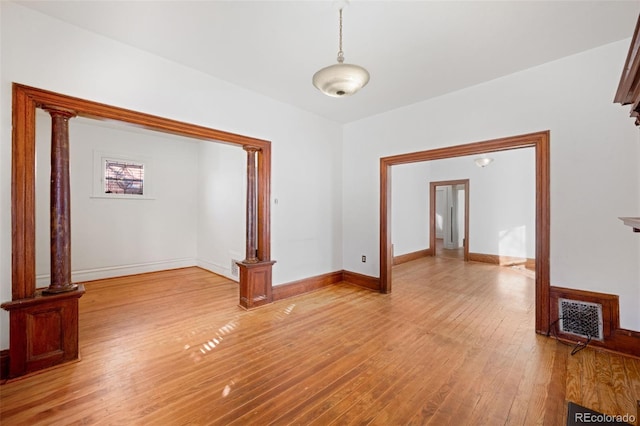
[474,156,494,168]
[312,1,369,97]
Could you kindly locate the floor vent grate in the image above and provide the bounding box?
[558,298,604,341]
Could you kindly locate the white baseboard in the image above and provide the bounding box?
[36,258,197,286]
[197,258,239,282]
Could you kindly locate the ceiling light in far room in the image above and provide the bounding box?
[312,0,370,97]
[474,156,494,168]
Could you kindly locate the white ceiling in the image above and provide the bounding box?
[15,1,640,124]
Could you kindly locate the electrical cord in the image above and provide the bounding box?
[547,316,592,355]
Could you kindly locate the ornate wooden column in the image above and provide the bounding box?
[244,146,259,264]
[45,107,78,294]
[237,146,275,310]
[1,106,84,378]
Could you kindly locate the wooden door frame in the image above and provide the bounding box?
[380,131,550,334]
[430,180,469,261]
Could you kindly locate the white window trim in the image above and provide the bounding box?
[91,151,155,200]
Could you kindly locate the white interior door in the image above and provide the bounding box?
[442,185,458,249]
[435,188,446,239]
[456,185,466,248]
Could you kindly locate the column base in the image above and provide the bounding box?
[43,283,79,295]
[1,285,85,378]
[236,260,276,310]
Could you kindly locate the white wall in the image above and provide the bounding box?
[432,149,536,258]
[392,149,535,259]
[343,40,640,330]
[391,161,431,256]
[196,141,246,280]
[0,2,344,349]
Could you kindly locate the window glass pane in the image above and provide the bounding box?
[104,160,144,195]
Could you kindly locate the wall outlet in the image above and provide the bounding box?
[361,255,366,263]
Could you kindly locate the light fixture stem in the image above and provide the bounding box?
[337,8,344,63]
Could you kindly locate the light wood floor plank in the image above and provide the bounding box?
[581,347,601,412]
[609,353,636,418]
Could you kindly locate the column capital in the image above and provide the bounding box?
[243,145,261,154]
[41,105,77,120]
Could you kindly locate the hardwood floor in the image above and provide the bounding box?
[435,238,464,261]
[1,258,639,425]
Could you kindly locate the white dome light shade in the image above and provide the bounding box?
[312,63,370,97]
[313,4,369,97]
[474,157,494,168]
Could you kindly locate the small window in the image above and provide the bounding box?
[92,151,154,200]
[104,159,144,195]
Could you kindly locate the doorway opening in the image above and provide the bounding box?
[430,179,469,262]
[379,131,550,334]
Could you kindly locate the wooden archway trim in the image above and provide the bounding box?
[10,83,272,299]
[380,131,550,334]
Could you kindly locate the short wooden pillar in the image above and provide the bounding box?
[237,261,276,310]
[1,286,85,378]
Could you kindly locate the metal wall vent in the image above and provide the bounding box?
[558,298,604,341]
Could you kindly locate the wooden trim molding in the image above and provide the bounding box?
[380,131,550,334]
[342,270,381,291]
[393,249,433,266]
[379,157,392,294]
[273,270,380,302]
[550,286,640,358]
[11,85,36,300]
[468,252,535,269]
[273,271,344,301]
[0,349,8,381]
